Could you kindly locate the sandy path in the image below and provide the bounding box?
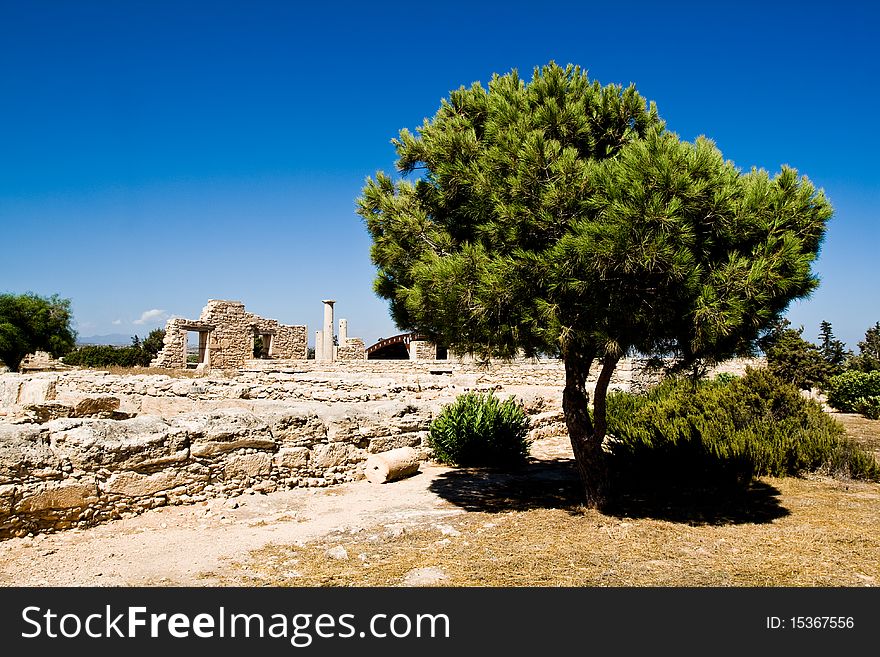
[0,463,462,587]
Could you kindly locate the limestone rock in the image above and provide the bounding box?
[73,396,121,418]
[185,410,275,456]
[21,403,73,423]
[274,447,310,469]
[0,424,61,483]
[104,471,187,498]
[325,546,348,560]
[16,480,98,512]
[0,483,16,514]
[48,416,189,471]
[401,566,447,586]
[224,453,272,478]
[313,443,357,469]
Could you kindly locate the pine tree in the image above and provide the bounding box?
[762,319,834,389]
[818,320,849,372]
[850,321,880,372]
[358,63,833,507]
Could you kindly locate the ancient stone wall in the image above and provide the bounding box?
[0,405,432,539]
[337,338,365,360]
[273,325,308,360]
[0,355,764,538]
[410,340,440,361]
[150,300,307,370]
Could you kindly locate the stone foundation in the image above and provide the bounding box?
[0,355,763,538]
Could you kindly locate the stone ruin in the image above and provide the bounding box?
[150,300,308,370]
[315,300,367,362]
[148,298,447,371]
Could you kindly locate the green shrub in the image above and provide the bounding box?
[606,367,879,484]
[428,391,531,466]
[63,344,150,368]
[63,330,165,368]
[854,396,880,420]
[826,370,880,413]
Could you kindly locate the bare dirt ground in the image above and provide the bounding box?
[1,415,878,587]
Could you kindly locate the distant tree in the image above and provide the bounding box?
[358,62,832,506]
[761,319,834,389]
[847,322,880,373]
[0,293,76,372]
[64,328,166,368]
[140,328,166,360]
[818,320,849,373]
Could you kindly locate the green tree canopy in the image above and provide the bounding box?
[357,63,832,506]
[849,321,880,372]
[761,319,837,389]
[0,293,77,372]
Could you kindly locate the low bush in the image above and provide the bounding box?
[606,367,879,485]
[63,344,151,368]
[428,391,531,467]
[63,329,165,369]
[826,370,880,413]
[854,396,880,420]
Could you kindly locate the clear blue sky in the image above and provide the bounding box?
[1,1,878,350]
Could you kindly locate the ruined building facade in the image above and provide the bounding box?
[150,300,307,369]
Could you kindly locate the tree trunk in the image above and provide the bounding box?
[562,349,619,508]
[592,353,620,444]
[561,347,600,507]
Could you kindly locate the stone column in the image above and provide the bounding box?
[321,300,335,362]
[339,318,348,346]
[315,331,324,361]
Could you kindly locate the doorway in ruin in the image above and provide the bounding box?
[185,329,211,369]
[253,331,273,359]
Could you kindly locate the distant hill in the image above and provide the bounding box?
[76,333,133,347]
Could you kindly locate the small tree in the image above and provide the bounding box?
[762,319,836,389]
[358,63,831,506]
[849,322,880,372]
[818,320,849,372]
[140,328,166,361]
[0,293,76,371]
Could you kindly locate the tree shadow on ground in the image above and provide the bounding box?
[603,478,790,525]
[428,458,584,513]
[428,456,790,526]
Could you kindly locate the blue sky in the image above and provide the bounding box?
[1,1,878,350]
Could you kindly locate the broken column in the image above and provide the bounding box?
[339,318,348,345]
[321,300,335,362]
[315,330,324,361]
[363,447,421,484]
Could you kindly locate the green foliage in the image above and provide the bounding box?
[853,396,880,420]
[358,61,833,504]
[0,293,76,371]
[818,320,849,369]
[358,63,829,368]
[428,392,531,466]
[848,322,880,373]
[606,368,879,484]
[760,319,837,389]
[826,370,880,413]
[63,329,165,368]
[140,328,166,359]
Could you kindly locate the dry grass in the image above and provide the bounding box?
[214,412,880,588]
[833,412,880,461]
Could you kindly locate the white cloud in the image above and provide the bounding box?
[133,309,167,325]
[112,319,122,326]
